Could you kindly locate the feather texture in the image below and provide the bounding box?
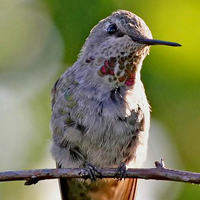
[50,10,151,200]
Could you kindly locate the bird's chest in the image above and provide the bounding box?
[79,115,142,168]
[73,92,145,167]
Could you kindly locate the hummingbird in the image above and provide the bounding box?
[50,10,181,200]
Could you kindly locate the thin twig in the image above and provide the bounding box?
[0,165,200,185]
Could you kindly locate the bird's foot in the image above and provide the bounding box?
[85,162,102,181]
[115,162,127,180]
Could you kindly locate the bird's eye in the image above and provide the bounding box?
[107,24,118,34]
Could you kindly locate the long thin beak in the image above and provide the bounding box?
[131,37,181,47]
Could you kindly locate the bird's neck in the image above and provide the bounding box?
[76,50,146,92]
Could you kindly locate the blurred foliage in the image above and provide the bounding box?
[0,0,200,199]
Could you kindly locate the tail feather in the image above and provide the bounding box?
[113,178,138,200]
[127,179,138,200]
[58,177,69,200]
[89,178,138,200]
[57,163,137,200]
[56,163,69,200]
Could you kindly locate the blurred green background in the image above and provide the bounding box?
[0,0,200,199]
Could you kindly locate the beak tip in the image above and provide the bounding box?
[173,42,182,47]
[131,37,182,47]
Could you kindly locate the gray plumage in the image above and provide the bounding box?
[50,9,180,200]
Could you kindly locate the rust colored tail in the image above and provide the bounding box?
[89,178,138,200]
[58,177,137,200]
[113,178,138,200]
[57,162,137,200]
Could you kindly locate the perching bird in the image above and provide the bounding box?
[50,10,181,200]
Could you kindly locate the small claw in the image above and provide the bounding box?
[115,162,127,180]
[85,163,102,181]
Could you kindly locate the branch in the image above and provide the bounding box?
[0,161,200,185]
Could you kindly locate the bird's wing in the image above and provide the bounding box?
[51,78,61,110]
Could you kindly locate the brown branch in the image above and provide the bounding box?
[0,164,200,185]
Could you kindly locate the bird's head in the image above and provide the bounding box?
[79,10,181,87]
